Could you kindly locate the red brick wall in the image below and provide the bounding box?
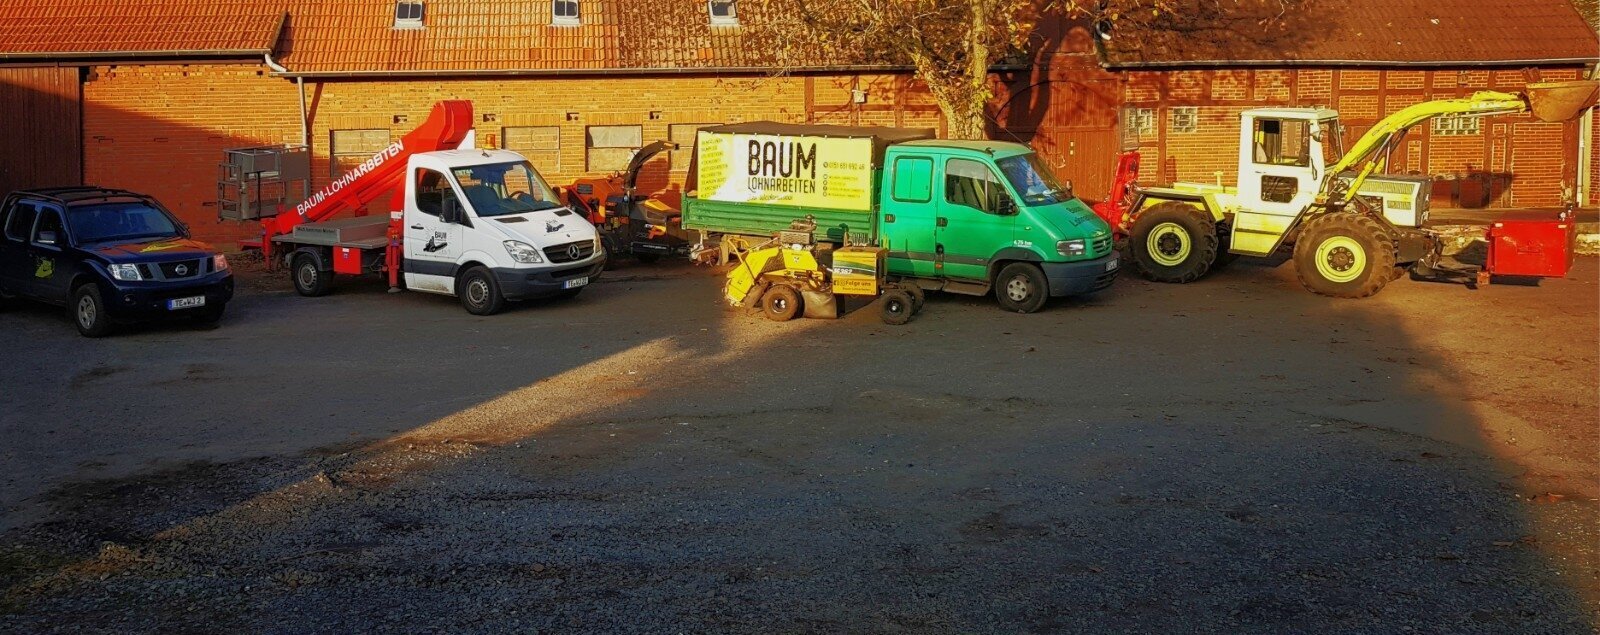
[1123,66,1589,209]
[83,64,301,243]
[81,66,949,242]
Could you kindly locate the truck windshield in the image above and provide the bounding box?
[452,161,561,217]
[996,154,1072,206]
[68,202,182,244]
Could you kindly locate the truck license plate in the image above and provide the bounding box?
[562,277,589,289]
[1106,258,1119,272]
[167,296,206,310]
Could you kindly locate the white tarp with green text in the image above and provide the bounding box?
[696,131,875,212]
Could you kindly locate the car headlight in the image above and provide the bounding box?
[593,233,603,253]
[109,263,143,281]
[503,240,544,264]
[213,254,230,272]
[1057,239,1087,257]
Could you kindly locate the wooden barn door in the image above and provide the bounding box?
[993,70,1122,204]
[0,67,83,197]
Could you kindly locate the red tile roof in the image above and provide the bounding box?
[1101,0,1600,67]
[0,1,285,59]
[272,0,871,75]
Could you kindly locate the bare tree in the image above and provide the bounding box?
[751,0,1168,139]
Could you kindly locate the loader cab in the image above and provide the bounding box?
[1236,108,1341,212]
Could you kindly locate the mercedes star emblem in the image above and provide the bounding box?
[566,244,583,260]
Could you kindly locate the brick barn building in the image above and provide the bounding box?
[0,0,1595,244]
[1094,0,1600,210]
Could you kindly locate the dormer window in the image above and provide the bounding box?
[394,0,425,28]
[552,0,580,25]
[709,0,737,26]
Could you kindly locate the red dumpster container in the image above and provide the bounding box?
[1485,219,1575,278]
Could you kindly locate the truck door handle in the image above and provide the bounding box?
[936,217,948,227]
[884,214,895,223]
[410,224,425,230]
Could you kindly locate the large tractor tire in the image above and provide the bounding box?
[1126,201,1219,283]
[1292,213,1398,298]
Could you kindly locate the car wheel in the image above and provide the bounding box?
[902,284,926,314]
[73,284,114,338]
[761,285,802,322]
[993,262,1049,314]
[457,266,506,315]
[291,252,331,297]
[879,289,914,325]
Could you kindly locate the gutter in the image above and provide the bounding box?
[266,63,1029,80]
[263,12,310,198]
[0,49,271,62]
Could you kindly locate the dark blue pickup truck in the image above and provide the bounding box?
[0,187,234,337]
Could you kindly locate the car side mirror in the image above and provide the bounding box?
[37,230,57,246]
[441,197,462,224]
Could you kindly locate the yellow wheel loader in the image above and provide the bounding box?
[1114,80,1599,298]
[724,217,925,325]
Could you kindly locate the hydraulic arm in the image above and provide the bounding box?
[1326,81,1599,207]
[254,100,475,259]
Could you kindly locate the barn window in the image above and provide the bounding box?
[1432,115,1481,137]
[669,123,718,170]
[503,126,563,172]
[587,125,642,172]
[331,129,392,178]
[394,1,425,28]
[1170,107,1198,133]
[1126,107,1155,137]
[552,0,580,25]
[709,0,738,25]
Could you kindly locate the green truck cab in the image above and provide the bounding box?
[682,123,1118,313]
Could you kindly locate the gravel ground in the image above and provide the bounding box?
[0,255,1595,633]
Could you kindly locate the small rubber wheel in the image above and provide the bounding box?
[1126,201,1219,283]
[762,285,802,321]
[903,284,926,314]
[880,289,914,325]
[458,266,507,315]
[291,253,331,297]
[192,303,225,325]
[1292,212,1398,298]
[994,262,1049,314]
[73,284,114,338]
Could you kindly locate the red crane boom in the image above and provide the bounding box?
[251,100,475,261]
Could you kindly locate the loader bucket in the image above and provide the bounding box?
[1524,80,1600,122]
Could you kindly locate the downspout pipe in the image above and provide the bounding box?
[264,51,310,198]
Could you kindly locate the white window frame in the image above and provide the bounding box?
[1128,108,1155,137]
[709,0,738,26]
[552,0,580,26]
[503,126,563,172]
[331,129,392,178]
[1170,107,1198,134]
[1431,115,1481,137]
[394,0,425,29]
[587,125,643,172]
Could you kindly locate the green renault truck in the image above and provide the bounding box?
[681,122,1119,313]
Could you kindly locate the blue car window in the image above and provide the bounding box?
[69,202,180,244]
